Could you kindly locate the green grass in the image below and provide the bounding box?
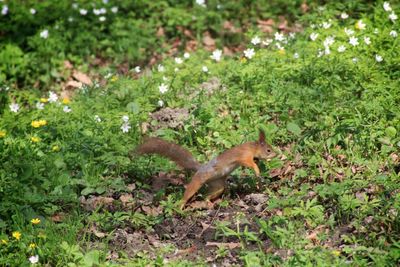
[1,0,400,266]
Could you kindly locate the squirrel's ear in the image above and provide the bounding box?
[258,130,266,144]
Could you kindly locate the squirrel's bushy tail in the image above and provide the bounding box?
[135,137,200,172]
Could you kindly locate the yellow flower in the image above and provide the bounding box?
[40,98,48,103]
[355,20,366,30]
[62,98,70,104]
[12,231,21,240]
[110,76,119,82]
[38,120,47,126]
[331,250,341,257]
[278,48,286,55]
[31,136,41,143]
[29,243,36,249]
[31,218,41,225]
[31,121,41,128]
[240,58,247,63]
[1,239,7,245]
[52,145,60,152]
[0,130,6,138]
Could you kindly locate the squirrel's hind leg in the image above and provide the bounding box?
[205,177,227,201]
[180,175,205,209]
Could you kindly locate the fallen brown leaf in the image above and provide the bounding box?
[73,71,92,85]
[206,242,241,250]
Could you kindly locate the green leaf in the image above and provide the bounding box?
[287,122,302,136]
[127,102,140,114]
[385,126,397,138]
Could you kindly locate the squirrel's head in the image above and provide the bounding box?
[255,130,276,160]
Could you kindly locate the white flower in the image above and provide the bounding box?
[104,73,112,79]
[9,103,20,113]
[374,28,379,34]
[322,21,331,29]
[317,49,324,58]
[68,17,74,22]
[202,66,209,72]
[72,3,78,9]
[310,24,316,29]
[364,36,371,45]
[390,30,398,37]
[174,67,179,72]
[1,5,8,15]
[352,57,358,63]
[251,36,261,45]
[341,12,349,19]
[274,32,285,42]
[121,123,131,133]
[99,16,106,22]
[243,48,255,59]
[344,28,354,36]
[183,52,190,59]
[48,91,58,103]
[356,20,366,30]
[134,66,141,73]
[323,36,335,47]
[337,45,346,52]
[40,29,49,39]
[79,9,87,15]
[174,57,183,64]
[94,115,101,122]
[324,47,331,55]
[159,83,168,94]
[289,32,296,39]
[99,8,106,14]
[383,2,392,12]
[162,76,168,81]
[275,42,283,50]
[36,102,44,110]
[157,64,165,72]
[158,100,164,107]
[375,54,383,62]
[63,106,72,113]
[310,32,318,41]
[294,52,299,59]
[196,0,206,7]
[262,38,273,46]
[349,36,359,46]
[389,12,398,22]
[30,8,36,15]
[210,49,222,62]
[122,115,129,122]
[111,7,118,13]
[93,9,101,15]
[29,255,39,264]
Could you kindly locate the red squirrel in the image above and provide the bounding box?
[135,130,276,209]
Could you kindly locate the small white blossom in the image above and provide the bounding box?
[274,32,285,42]
[374,28,379,34]
[251,36,261,45]
[275,42,283,50]
[383,2,392,12]
[289,32,296,39]
[162,76,168,81]
[356,20,366,30]
[349,36,359,46]
[174,57,183,64]
[134,66,141,73]
[1,5,8,15]
[243,48,255,59]
[317,49,324,58]
[94,115,101,122]
[103,0,109,4]
[40,29,49,39]
[72,3,78,9]
[341,12,349,19]
[68,17,74,22]
[29,255,39,264]
[99,8,106,14]
[121,123,131,133]
[104,73,112,79]
[111,6,118,13]
[390,30,398,37]
[294,52,299,59]
[183,52,190,59]
[158,100,164,107]
[159,83,168,94]
[322,21,331,29]
[36,102,44,110]
[48,91,58,103]
[93,9,101,15]
[310,24,316,29]
[9,103,20,113]
[79,9,87,15]
[30,8,36,15]
[63,106,72,113]
[262,38,273,46]
[210,49,222,62]
[364,36,371,45]
[99,16,106,22]
[323,36,335,47]
[310,32,318,41]
[352,57,358,63]
[196,0,206,7]
[344,27,355,36]
[375,54,383,62]
[337,45,346,52]
[157,64,165,72]
[389,12,398,22]
[174,67,179,72]
[202,66,209,72]
[122,115,129,122]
